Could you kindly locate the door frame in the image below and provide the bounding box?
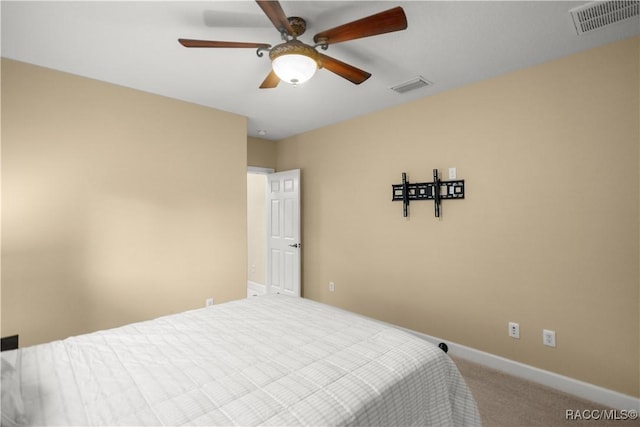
[247,167,303,297]
[247,167,274,296]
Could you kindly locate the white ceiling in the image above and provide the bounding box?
[2,1,639,140]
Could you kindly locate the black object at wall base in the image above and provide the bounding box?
[1,335,19,351]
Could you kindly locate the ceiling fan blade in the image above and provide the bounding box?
[260,70,280,89]
[255,0,294,35]
[178,39,271,49]
[313,6,407,45]
[317,53,371,85]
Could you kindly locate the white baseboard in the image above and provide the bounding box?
[401,328,640,411]
[247,281,266,297]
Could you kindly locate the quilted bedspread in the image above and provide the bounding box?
[1,295,480,426]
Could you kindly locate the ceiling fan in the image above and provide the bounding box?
[178,0,408,88]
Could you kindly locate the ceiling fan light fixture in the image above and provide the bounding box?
[270,41,318,85]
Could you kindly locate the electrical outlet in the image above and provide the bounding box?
[329,281,335,292]
[543,329,556,347]
[205,298,214,307]
[508,322,520,339]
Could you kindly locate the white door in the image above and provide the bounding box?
[266,169,301,297]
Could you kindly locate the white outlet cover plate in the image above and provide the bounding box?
[543,329,556,347]
[508,322,520,339]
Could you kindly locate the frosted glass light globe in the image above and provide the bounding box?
[272,53,317,85]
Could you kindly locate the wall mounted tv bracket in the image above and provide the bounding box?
[392,169,465,218]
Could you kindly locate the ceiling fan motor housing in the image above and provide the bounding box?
[269,40,318,62]
[287,16,307,37]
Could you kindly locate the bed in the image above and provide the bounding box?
[1,295,480,426]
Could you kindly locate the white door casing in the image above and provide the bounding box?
[266,169,301,297]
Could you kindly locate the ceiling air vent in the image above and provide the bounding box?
[570,1,639,35]
[391,76,432,94]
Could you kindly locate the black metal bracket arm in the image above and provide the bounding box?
[392,169,465,218]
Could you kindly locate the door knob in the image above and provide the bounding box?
[288,243,301,248]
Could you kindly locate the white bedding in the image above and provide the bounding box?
[1,295,480,426]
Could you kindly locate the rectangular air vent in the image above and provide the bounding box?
[570,1,639,35]
[391,76,432,94]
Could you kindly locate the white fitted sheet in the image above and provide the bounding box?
[1,295,480,426]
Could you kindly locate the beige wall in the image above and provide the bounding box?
[1,59,248,346]
[248,136,277,169]
[276,37,639,397]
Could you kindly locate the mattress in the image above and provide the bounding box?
[1,295,480,426]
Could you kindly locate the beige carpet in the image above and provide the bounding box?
[452,356,640,427]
